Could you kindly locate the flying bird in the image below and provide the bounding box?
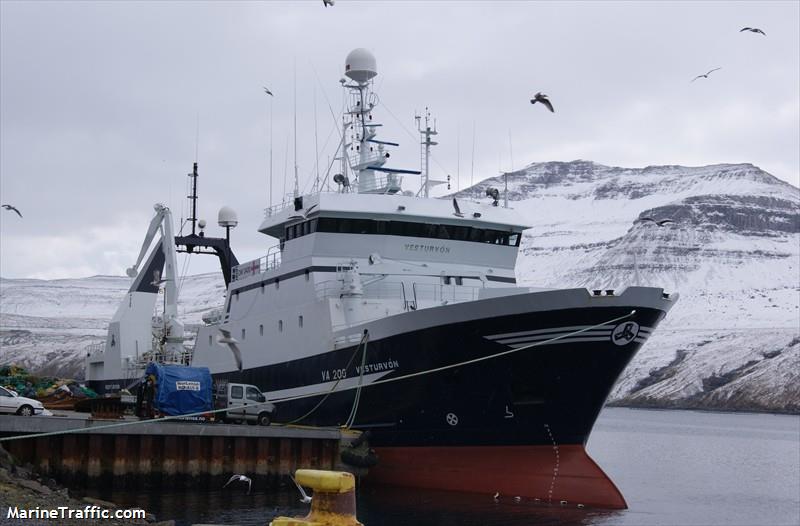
[740,27,766,35]
[322,0,334,6]
[223,474,252,494]
[637,217,674,227]
[290,475,313,504]
[218,328,243,371]
[691,67,721,82]
[262,86,273,96]
[1,204,22,218]
[452,198,463,217]
[530,92,554,113]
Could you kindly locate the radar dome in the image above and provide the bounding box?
[345,48,377,83]
[218,206,238,228]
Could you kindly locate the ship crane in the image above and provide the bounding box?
[126,203,185,361]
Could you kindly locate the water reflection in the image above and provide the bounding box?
[84,484,619,526]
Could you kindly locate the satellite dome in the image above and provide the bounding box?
[218,206,238,228]
[345,48,377,83]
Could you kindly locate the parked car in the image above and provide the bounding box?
[0,386,47,416]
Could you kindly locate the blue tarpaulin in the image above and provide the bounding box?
[144,363,213,416]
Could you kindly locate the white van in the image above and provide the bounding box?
[215,382,276,426]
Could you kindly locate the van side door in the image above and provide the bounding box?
[244,386,263,419]
[228,384,245,419]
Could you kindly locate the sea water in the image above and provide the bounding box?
[89,408,800,526]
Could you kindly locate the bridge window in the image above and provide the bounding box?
[285,218,318,241]
[315,217,522,246]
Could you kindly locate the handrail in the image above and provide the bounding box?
[231,244,282,282]
[315,279,480,305]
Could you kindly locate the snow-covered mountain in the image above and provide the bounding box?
[455,161,799,412]
[1,161,798,412]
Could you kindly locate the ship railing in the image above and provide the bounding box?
[263,200,294,217]
[86,341,105,357]
[357,173,404,194]
[411,282,482,303]
[128,347,194,368]
[231,244,282,282]
[316,279,482,306]
[202,307,229,326]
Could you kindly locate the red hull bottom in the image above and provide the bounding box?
[367,445,627,509]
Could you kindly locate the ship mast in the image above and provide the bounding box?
[337,48,420,195]
[417,107,438,198]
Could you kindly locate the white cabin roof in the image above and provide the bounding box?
[258,192,531,238]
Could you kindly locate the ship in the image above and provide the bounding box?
[86,48,678,509]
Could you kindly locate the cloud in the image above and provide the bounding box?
[1,0,797,278]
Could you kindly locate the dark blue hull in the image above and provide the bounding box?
[91,304,662,449]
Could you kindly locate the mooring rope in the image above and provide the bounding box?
[0,310,635,443]
[343,331,369,429]
[283,330,368,426]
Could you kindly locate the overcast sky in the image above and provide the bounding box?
[1,1,798,280]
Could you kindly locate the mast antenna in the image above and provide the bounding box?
[293,59,299,198]
[505,128,513,208]
[187,162,199,236]
[418,107,438,198]
[313,84,320,192]
[471,120,476,189]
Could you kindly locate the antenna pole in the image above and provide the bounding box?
[506,129,512,208]
[314,84,320,192]
[293,60,299,198]
[470,120,476,188]
[418,107,438,198]
[456,123,460,192]
[269,93,274,208]
[188,162,199,235]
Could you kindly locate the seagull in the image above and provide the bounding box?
[322,0,334,6]
[493,492,500,502]
[637,217,674,227]
[218,328,243,371]
[223,474,252,494]
[262,86,273,96]
[691,67,721,82]
[514,496,522,503]
[1,204,22,218]
[530,92,554,113]
[452,198,463,217]
[290,475,312,504]
[740,27,766,35]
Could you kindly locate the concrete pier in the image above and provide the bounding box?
[0,415,357,490]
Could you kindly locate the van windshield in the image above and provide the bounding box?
[246,387,261,402]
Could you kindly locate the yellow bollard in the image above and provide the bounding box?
[270,469,363,526]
